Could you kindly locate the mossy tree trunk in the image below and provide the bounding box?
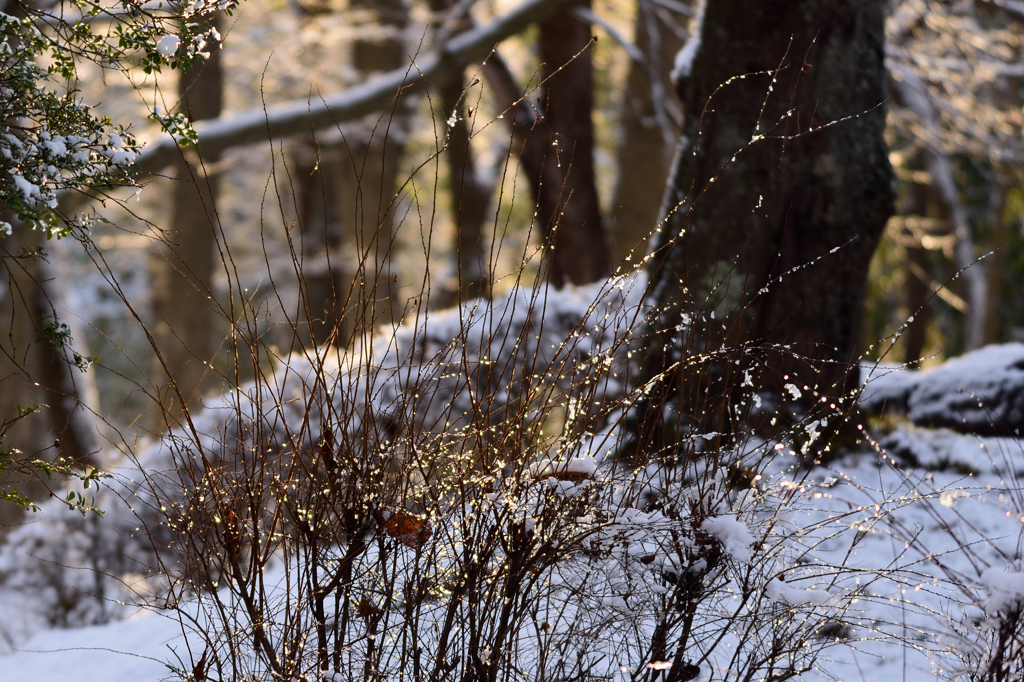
[640,0,894,444]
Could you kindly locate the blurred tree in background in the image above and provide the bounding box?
[867,0,1024,364]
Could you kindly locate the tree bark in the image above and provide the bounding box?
[290,137,349,347]
[30,251,102,468]
[641,0,894,439]
[429,0,492,303]
[0,223,102,531]
[150,16,223,426]
[334,0,408,335]
[983,169,1010,346]
[0,225,49,531]
[453,1,611,288]
[890,67,988,352]
[534,1,610,287]
[900,154,934,364]
[286,0,409,347]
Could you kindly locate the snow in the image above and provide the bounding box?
[784,382,802,400]
[11,174,40,203]
[15,430,1008,682]
[671,0,704,81]
[765,578,833,607]
[5,274,1024,682]
[0,610,180,682]
[859,361,918,413]
[108,150,138,165]
[566,455,597,475]
[700,514,754,562]
[979,568,1024,614]
[156,35,180,57]
[42,137,67,157]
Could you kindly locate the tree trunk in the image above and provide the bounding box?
[290,137,349,347]
[641,0,893,441]
[428,0,492,304]
[437,70,492,301]
[0,225,49,531]
[330,0,409,336]
[609,0,686,265]
[150,17,223,426]
[280,0,409,350]
[983,168,1010,346]
[30,250,102,468]
[890,66,988,352]
[901,155,934,364]
[0,223,102,531]
[534,1,610,287]
[290,119,406,347]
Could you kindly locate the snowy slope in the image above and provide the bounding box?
[0,611,181,682]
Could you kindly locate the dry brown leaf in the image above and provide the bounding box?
[384,511,432,549]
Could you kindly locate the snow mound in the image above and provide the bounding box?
[859,362,918,414]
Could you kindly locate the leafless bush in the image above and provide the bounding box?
[86,108,880,681]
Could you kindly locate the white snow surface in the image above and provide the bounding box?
[9,437,1024,682]
[0,610,181,682]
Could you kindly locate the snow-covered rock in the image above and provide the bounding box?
[859,362,918,415]
[861,343,1024,435]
